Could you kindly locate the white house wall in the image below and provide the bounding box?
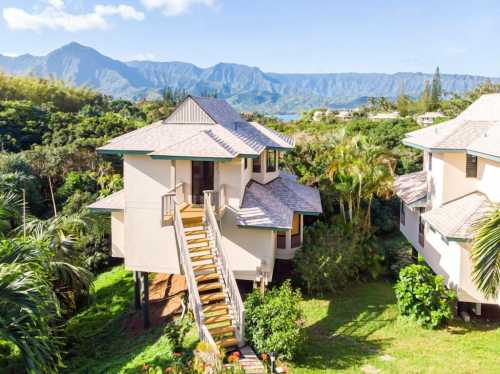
[123,155,180,274]
[219,159,244,208]
[111,211,125,258]
[399,205,422,251]
[220,207,276,281]
[176,160,192,204]
[477,157,500,202]
[442,153,478,204]
[429,153,445,208]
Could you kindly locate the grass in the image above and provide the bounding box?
[290,281,500,373]
[64,266,197,373]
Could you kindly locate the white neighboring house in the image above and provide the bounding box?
[88,96,322,348]
[368,111,400,121]
[335,110,354,121]
[416,111,445,126]
[395,94,500,312]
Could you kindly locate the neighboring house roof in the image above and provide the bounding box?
[88,190,125,212]
[237,172,322,230]
[394,171,428,205]
[403,94,500,161]
[422,192,494,240]
[369,111,400,120]
[98,96,294,158]
[417,112,445,119]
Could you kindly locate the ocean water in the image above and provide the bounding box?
[272,113,301,122]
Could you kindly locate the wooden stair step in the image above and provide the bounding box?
[198,282,222,292]
[202,302,228,313]
[196,272,220,283]
[208,325,234,336]
[183,222,204,228]
[200,292,225,304]
[189,246,211,254]
[187,238,209,245]
[191,254,214,263]
[204,308,229,318]
[193,264,217,273]
[217,337,238,348]
[204,314,231,324]
[185,230,207,236]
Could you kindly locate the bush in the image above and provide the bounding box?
[294,221,385,295]
[163,316,192,351]
[244,280,303,360]
[394,264,456,329]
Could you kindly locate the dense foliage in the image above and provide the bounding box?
[394,264,455,329]
[244,281,304,360]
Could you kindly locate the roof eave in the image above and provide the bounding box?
[97,149,152,155]
[149,155,234,161]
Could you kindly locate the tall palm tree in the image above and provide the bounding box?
[0,192,21,235]
[0,239,62,373]
[472,209,500,299]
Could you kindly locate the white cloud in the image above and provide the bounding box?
[130,52,157,61]
[2,2,144,32]
[141,0,216,16]
[1,52,21,57]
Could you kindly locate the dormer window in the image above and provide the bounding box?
[253,154,262,173]
[266,150,277,172]
[466,154,478,178]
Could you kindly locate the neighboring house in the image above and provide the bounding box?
[395,94,500,313]
[368,111,400,121]
[88,96,322,349]
[335,110,354,121]
[416,111,445,126]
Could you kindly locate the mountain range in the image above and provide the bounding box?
[1,42,498,113]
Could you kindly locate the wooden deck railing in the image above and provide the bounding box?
[204,190,245,346]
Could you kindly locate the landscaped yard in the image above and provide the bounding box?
[63,266,197,373]
[291,282,500,373]
[66,267,500,373]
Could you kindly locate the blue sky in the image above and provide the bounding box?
[1,0,500,76]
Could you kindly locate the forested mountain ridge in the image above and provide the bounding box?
[1,42,498,113]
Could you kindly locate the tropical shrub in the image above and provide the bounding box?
[163,316,193,350]
[394,264,456,329]
[294,221,385,295]
[244,280,303,360]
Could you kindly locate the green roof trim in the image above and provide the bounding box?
[296,210,321,216]
[237,224,290,231]
[467,150,500,162]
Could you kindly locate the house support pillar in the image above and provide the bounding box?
[141,272,150,328]
[133,271,141,311]
[411,247,418,262]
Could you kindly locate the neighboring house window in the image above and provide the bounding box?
[466,154,478,178]
[253,154,262,173]
[418,209,425,247]
[244,157,248,170]
[400,201,405,225]
[266,150,277,172]
[428,153,432,171]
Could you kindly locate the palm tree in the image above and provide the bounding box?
[471,209,500,299]
[0,192,21,235]
[24,213,94,313]
[0,239,62,373]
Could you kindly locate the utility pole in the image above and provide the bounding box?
[22,188,26,238]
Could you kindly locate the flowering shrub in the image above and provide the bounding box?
[244,280,304,360]
[394,264,456,329]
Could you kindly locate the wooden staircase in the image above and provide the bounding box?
[181,207,239,349]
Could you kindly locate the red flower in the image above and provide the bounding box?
[164,368,173,373]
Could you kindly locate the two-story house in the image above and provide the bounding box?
[395,94,500,314]
[89,96,321,349]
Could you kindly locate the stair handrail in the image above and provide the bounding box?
[170,195,218,351]
[204,191,245,345]
[161,182,185,226]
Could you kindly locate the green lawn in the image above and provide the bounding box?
[291,281,500,373]
[64,266,197,373]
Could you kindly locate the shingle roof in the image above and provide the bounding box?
[404,94,500,160]
[422,192,494,240]
[88,190,125,211]
[394,171,428,205]
[237,172,322,229]
[98,97,294,158]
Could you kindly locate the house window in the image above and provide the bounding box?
[266,150,277,172]
[253,154,261,173]
[466,154,477,178]
[400,201,405,225]
[244,157,248,170]
[291,214,301,248]
[428,153,432,171]
[418,209,425,247]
